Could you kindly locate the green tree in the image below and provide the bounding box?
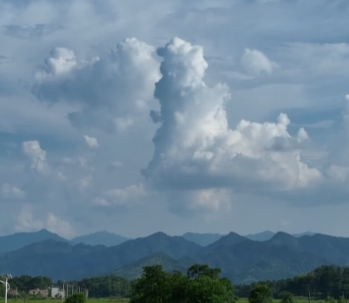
[280,291,294,303]
[168,271,188,303]
[326,297,336,303]
[249,284,273,303]
[187,264,221,280]
[130,265,171,303]
[65,293,86,303]
[130,264,236,303]
[338,295,345,303]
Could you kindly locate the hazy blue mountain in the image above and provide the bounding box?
[184,232,331,283]
[0,229,69,254]
[182,232,224,246]
[71,231,130,247]
[245,231,316,241]
[1,230,348,283]
[245,230,275,241]
[203,231,249,252]
[0,232,201,280]
[293,231,315,237]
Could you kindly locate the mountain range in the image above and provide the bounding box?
[182,231,315,245]
[0,229,131,254]
[0,229,316,254]
[0,229,348,283]
[0,229,69,254]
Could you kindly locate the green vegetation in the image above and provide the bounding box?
[78,276,130,298]
[6,300,129,303]
[4,264,349,303]
[249,285,273,303]
[236,265,349,300]
[65,293,86,303]
[129,264,236,303]
[280,291,294,303]
[111,253,187,280]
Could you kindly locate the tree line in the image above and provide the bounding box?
[3,264,349,301]
[235,265,349,300]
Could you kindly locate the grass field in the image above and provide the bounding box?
[236,299,326,303]
[7,300,129,303]
[5,298,327,303]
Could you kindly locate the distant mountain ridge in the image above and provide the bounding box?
[0,232,200,280]
[245,231,315,242]
[1,230,349,283]
[182,232,224,246]
[182,231,316,246]
[245,230,275,241]
[0,229,130,254]
[71,231,130,247]
[0,229,69,254]
[0,229,317,254]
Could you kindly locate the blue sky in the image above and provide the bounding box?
[0,0,349,239]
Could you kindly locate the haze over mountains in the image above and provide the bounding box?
[0,229,347,283]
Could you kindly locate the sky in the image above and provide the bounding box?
[1,0,349,239]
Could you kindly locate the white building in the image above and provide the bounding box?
[50,287,65,299]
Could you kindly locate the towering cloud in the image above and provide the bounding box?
[143,38,321,210]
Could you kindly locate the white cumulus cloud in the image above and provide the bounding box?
[33,38,161,133]
[143,37,321,211]
[93,183,146,207]
[241,48,278,76]
[15,206,75,238]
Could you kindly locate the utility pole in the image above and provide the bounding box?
[306,284,311,303]
[62,282,65,303]
[0,274,12,303]
[5,276,8,303]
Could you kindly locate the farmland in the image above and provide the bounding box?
[5,298,325,303]
[6,300,129,303]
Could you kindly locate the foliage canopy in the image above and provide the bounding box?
[65,293,86,303]
[248,284,273,303]
[130,263,236,303]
